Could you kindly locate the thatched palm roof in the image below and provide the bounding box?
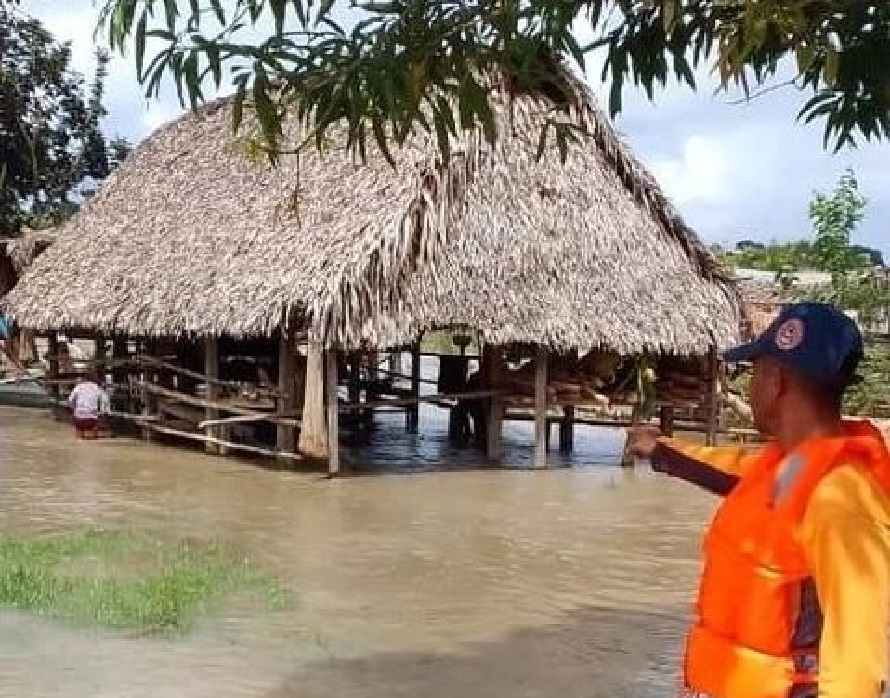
[5,67,740,355]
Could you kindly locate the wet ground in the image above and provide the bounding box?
[0,405,717,697]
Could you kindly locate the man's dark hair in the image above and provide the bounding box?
[806,380,847,415]
[804,347,861,415]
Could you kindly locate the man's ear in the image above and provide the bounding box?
[773,363,794,401]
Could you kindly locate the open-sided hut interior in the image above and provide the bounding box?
[4,60,741,470]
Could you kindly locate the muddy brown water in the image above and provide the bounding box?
[0,405,718,698]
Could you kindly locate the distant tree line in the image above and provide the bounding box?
[717,170,890,416]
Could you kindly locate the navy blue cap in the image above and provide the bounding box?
[725,302,863,387]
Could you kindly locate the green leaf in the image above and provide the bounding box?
[232,75,249,131]
[135,11,148,79]
[183,51,202,109]
[209,0,226,25]
[205,42,222,86]
[608,75,623,117]
[146,29,177,41]
[662,0,677,34]
[358,2,404,14]
[270,0,287,33]
[292,0,307,28]
[433,108,452,162]
[162,0,178,30]
[561,29,586,72]
[144,49,172,97]
[824,48,840,87]
[371,118,396,168]
[253,66,280,159]
[534,120,551,162]
[317,0,336,22]
[795,44,815,75]
[674,55,695,88]
[434,95,456,135]
[553,122,574,164]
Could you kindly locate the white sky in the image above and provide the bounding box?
[22,0,890,256]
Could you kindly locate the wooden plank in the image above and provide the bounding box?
[198,413,283,429]
[373,365,439,387]
[338,389,499,411]
[139,355,246,392]
[325,348,340,476]
[533,345,548,469]
[140,382,300,425]
[145,422,303,461]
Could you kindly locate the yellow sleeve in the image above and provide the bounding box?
[801,465,890,698]
[650,438,762,495]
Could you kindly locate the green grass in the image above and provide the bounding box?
[0,528,284,635]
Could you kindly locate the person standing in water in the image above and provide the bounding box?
[67,371,109,439]
[629,302,890,698]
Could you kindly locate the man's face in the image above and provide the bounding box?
[748,357,782,435]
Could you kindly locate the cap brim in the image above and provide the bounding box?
[723,339,766,364]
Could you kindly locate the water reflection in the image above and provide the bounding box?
[0,407,716,697]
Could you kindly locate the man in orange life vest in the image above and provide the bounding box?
[629,302,890,698]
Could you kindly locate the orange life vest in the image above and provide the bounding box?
[683,419,890,698]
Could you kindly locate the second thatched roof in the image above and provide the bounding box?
[5,67,740,355]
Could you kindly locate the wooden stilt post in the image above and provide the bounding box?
[47,333,60,419]
[94,334,107,381]
[112,337,127,392]
[559,404,575,453]
[706,347,720,447]
[485,343,504,462]
[533,344,548,469]
[139,339,155,442]
[407,341,421,433]
[204,337,220,455]
[325,347,340,476]
[347,354,361,404]
[621,404,640,468]
[659,405,675,437]
[363,351,376,427]
[298,339,328,459]
[276,330,297,461]
[294,347,306,412]
[388,350,402,378]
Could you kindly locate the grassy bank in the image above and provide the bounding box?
[0,528,283,635]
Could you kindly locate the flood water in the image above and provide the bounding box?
[0,404,718,698]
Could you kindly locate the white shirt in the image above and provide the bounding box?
[68,381,108,420]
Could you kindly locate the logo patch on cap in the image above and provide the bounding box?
[775,318,805,351]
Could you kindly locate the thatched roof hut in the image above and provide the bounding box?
[5,67,740,356]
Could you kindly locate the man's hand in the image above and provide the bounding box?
[626,424,663,461]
